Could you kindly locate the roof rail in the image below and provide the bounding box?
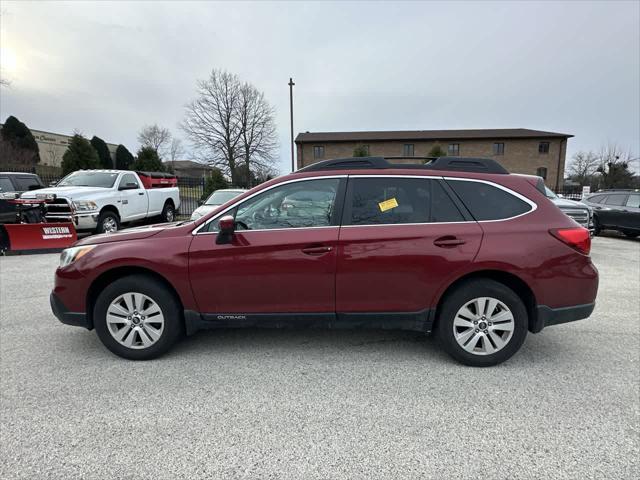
[297,156,509,175]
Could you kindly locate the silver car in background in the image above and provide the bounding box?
[190,188,247,220]
[544,186,594,234]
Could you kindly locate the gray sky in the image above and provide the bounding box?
[1,0,639,174]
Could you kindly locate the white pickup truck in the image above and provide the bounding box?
[20,170,181,233]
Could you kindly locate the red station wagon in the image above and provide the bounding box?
[51,157,599,366]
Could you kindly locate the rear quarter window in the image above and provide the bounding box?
[447,179,533,221]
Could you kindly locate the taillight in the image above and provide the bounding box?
[549,227,591,255]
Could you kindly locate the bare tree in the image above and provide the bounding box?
[137,124,172,158]
[181,69,278,186]
[567,151,599,184]
[167,138,185,172]
[236,83,278,187]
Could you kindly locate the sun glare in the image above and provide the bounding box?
[0,47,18,74]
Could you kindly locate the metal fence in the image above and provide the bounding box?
[2,165,207,218]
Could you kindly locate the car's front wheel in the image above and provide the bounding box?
[437,279,528,367]
[93,275,182,360]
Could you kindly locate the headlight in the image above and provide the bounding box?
[73,200,98,212]
[59,245,96,268]
[190,210,203,220]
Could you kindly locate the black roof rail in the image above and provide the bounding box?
[296,156,509,174]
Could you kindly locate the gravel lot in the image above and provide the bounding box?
[1,235,638,479]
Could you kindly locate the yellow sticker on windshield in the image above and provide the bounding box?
[378,198,399,212]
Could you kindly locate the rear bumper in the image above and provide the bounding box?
[530,303,595,333]
[50,292,91,329]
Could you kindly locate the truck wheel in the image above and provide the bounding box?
[161,202,175,223]
[95,211,120,234]
[93,275,182,360]
[436,279,528,367]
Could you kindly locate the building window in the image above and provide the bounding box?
[448,143,460,156]
[313,146,325,160]
[539,142,550,154]
[403,144,415,156]
[493,143,504,155]
[536,167,548,179]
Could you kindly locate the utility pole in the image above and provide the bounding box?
[288,77,295,172]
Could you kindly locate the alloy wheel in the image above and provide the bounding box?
[106,292,165,349]
[103,217,118,233]
[452,296,515,356]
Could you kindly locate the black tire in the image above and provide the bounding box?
[160,202,175,223]
[623,231,639,238]
[93,275,182,360]
[436,279,528,367]
[592,215,601,236]
[95,210,120,234]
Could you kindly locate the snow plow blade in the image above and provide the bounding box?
[0,223,77,254]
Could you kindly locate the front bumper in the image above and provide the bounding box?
[50,292,91,329]
[530,303,595,333]
[46,212,99,231]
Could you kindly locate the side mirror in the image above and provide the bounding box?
[119,182,138,191]
[49,181,58,187]
[216,215,236,244]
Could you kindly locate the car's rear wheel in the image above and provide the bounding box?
[93,275,182,360]
[437,279,528,367]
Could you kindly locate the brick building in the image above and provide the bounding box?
[295,128,572,188]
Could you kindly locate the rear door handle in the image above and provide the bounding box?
[302,245,333,255]
[434,236,466,248]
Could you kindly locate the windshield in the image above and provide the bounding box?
[544,186,558,199]
[58,171,119,188]
[205,190,243,205]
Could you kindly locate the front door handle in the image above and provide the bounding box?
[434,236,466,248]
[138,192,144,196]
[302,245,333,255]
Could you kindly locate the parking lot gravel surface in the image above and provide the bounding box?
[1,235,639,479]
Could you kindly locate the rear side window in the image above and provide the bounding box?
[346,177,464,225]
[447,180,532,221]
[587,195,606,204]
[626,194,640,208]
[604,194,627,206]
[13,176,41,191]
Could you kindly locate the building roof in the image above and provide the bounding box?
[295,128,573,143]
[162,160,215,169]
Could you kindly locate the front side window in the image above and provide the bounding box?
[403,144,415,156]
[118,173,139,189]
[626,194,640,208]
[447,180,532,221]
[493,143,505,156]
[448,144,460,156]
[539,142,550,154]
[313,146,325,160]
[210,178,340,231]
[346,177,463,225]
[604,194,627,206]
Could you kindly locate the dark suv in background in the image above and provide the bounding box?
[0,172,45,224]
[582,190,640,238]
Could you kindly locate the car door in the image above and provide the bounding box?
[336,175,483,317]
[622,193,640,231]
[188,176,346,318]
[117,173,147,221]
[598,193,628,228]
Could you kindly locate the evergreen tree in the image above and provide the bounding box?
[202,168,229,199]
[90,136,113,168]
[428,145,447,157]
[115,144,134,170]
[353,144,369,157]
[61,134,100,175]
[0,115,41,164]
[133,146,165,172]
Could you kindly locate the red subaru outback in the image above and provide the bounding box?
[51,157,598,366]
